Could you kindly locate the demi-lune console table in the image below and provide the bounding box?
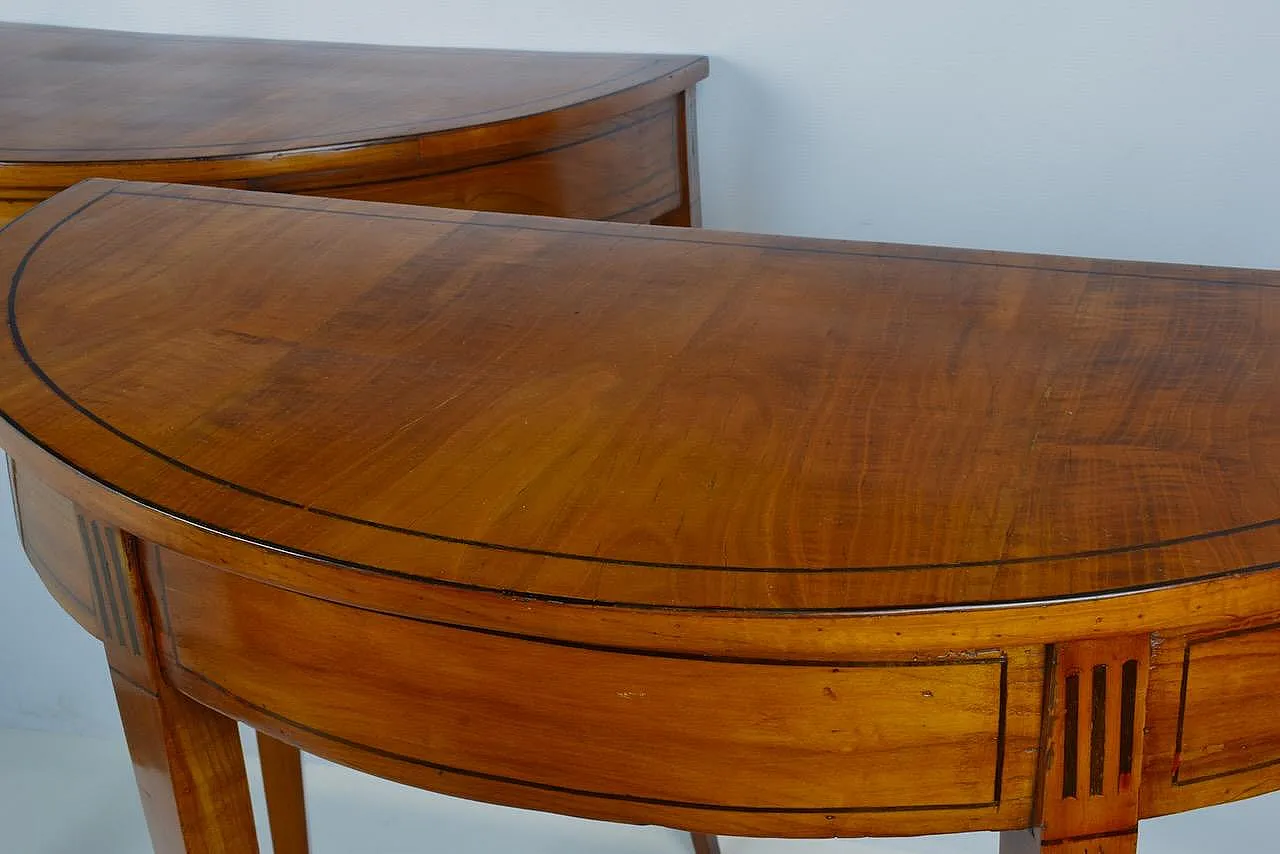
[0,23,706,227]
[3,24,711,851]
[5,180,1280,854]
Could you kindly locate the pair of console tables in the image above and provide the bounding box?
[5,22,1280,854]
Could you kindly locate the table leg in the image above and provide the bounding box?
[650,88,701,228]
[690,831,721,853]
[258,733,311,854]
[85,517,260,853]
[113,672,261,853]
[1001,636,1149,854]
[999,827,1136,853]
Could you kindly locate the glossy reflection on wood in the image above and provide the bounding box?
[0,23,706,226]
[4,26,706,852]
[81,512,260,854]
[6,182,1280,610]
[6,181,1280,850]
[114,674,261,854]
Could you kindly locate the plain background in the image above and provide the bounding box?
[1,1,1279,848]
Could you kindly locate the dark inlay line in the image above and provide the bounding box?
[159,543,1009,668]
[90,521,126,648]
[608,191,682,223]
[176,663,997,816]
[1089,664,1107,796]
[1172,643,1192,784]
[993,658,1008,804]
[14,192,1280,577]
[1172,625,1280,786]
[107,666,157,699]
[1063,672,1080,799]
[10,466,96,616]
[1051,827,1138,845]
[104,525,141,655]
[1188,617,1280,647]
[76,514,112,639]
[307,106,674,196]
[27,546,96,617]
[7,458,24,548]
[1119,659,1138,778]
[152,545,180,661]
[10,188,1280,613]
[1,55,693,155]
[1175,754,1280,786]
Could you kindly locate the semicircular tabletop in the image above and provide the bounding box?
[0,23,707,229]
[2,180,1279,611]
[0,23,700,160]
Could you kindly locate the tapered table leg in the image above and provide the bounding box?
[83,517,260,853]
[1001,636,1149,854]
[258,733,311,854]
[690,831,721,854]
[113,673,261,853]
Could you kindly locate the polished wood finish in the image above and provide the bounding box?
[7,181,1280,848]
[154,544,1036,827]
[85,513,260,853]
[998,637,1149,852]
[0,23,707,226]
[7,185,1280,611]
[4,25,707,852]
[257,732,309,854]
[652,90,701,227]
[113,675,261,854]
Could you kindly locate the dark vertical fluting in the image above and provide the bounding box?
[1063,672,1080,798]
[1089,664,1108,796]
[104,525,141,654]
[76,513,140,653]
[1119,659,1139,779]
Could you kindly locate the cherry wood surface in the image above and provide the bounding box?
[0,23,706,226]
[3,24,704,845]
[5,181,1280,612]
[257,731,310,854]
[5,180,1280,850]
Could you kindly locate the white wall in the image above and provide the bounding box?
[1,0,1279,745]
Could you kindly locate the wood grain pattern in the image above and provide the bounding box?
[6,29,701,851]
[82,514,260,853]
[10,459,98,634]
[651,89,701,227]
[1036,637,1149,851]
[5,180,1280,611]
[0,23,707,225]
[149,546,1039,836]
[1174,623,1280,784]
[7,180,1280,845]
[257,731,310,854]
[298,98,682,222]
[1136,622,1280,819]
[113,674,261,854]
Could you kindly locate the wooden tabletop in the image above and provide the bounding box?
[2,179,1279,613]
[0,23,707,227]
[0,23,703,161]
